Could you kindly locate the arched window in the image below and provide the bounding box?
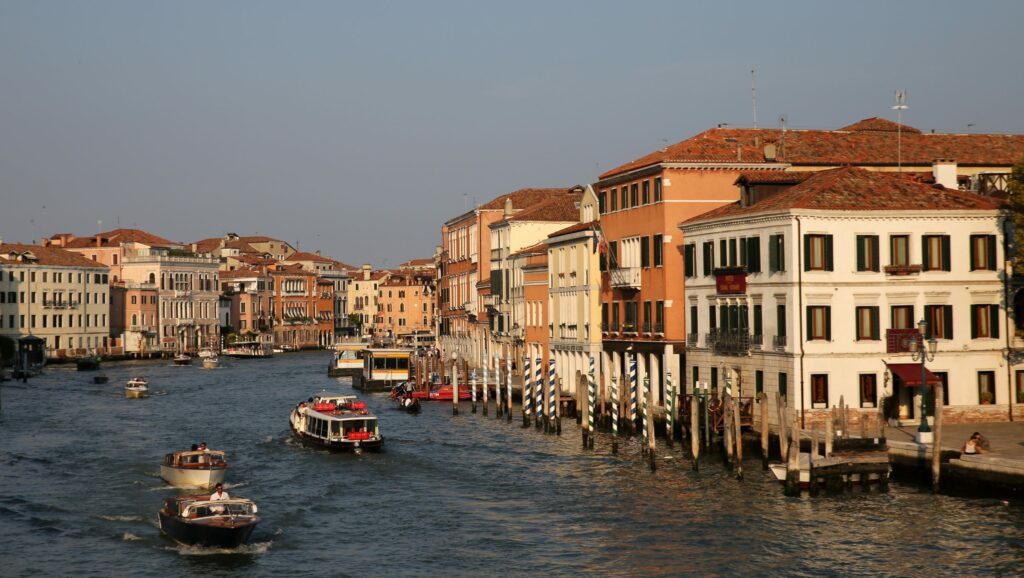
[131,314,138,326]
[149,272,156,284]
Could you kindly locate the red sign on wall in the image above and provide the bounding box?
[715,269,747,295]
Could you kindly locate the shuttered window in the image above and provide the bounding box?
[856,235,880,272]
[970,234,997,271]
[922,235,951,271]
[924,305,954,339]
[702,242,714,276]
[746,237,761,273]
[653,234,664,267]
[971,304,999,339]
[807,306,831,340]
[811,375,828,407]
[768,234,785,272]
[890,235,910,267]
[804,234,833,271]
[855,306,880,341]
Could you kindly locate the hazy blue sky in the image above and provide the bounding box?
[2,1,1022,266]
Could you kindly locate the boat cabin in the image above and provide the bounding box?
[302,395,380,441]
[164,496,257,519]
[361,348,414,387]
[163,450,227,469]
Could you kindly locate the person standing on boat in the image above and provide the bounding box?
[199,442,208,452]
[210,483,230,513]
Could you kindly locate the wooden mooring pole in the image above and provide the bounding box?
[690,394,700,471]
[733,395,743,480]
[452,359,459,416]
[482,347,489,417]
[760,393,769,470]
[506,352,513,424]
[534,357,543,429]
[471,369,477,414]
[785,412,802,496]
[644,376,655,471]
[522,356,531,427]
[664,373,675,449]
[587,357,597,450]
[723,393,735,466]
[776,393,788,467]
[932,383,943,491]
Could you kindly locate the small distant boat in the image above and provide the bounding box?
[76,356,102,371]
[159,494,259,548]
[389,382,421,413]
[224,341,273,359]
[125,377,149,398]
[161,449,228,489]
[272,347,285,354]
[197,348,216,359]
[289,393,384,452]
[202,356,219,369]
[173,354,192,366]
[412,384,472,401]
[93,374,109,384]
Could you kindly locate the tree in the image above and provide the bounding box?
[1009,156,1024,276]
[347,313,362,328]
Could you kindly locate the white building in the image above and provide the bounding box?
[679,166,1017,430]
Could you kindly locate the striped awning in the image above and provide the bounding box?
[885,362,941,387]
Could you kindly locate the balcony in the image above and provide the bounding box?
[884,264,922,276]
[711,329,751,356]
[686,332,698,347]
[772,334,787,350]
[610,267,641,290]
[611,321,621,333]
[750,334,763,349]
[642,321,652,334]
[887,328,919,353]
[654,322,664,334]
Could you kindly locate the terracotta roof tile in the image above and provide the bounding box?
[839,117,922,133]
[477,187,575,210]
[735,171,815,186]
[285,251,334,263]
[0,243,109,268]
[510,242,548,258]
[601,119,1024,179]
[684,167,1004,226]
[64,228,177,249]
[505,191,583,223]
[548,220,599,238]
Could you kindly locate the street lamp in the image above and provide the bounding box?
[906,319,938,443]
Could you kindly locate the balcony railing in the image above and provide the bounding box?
[772,334,787,350]
[642,321,652,334]
[884,264,922,276]
[622,321,637,334]
[654,322,664,334]
[686,332,698,347]
[750,334,763,349]
[611,321,620,332]
[610,267,641,290]
[887,328,919,353]
[711,330,751,356]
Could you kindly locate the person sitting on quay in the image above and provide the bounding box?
[962,432,986,456]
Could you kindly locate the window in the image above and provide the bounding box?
[859,374,877,408]
[778,372,788,398]
[709,305,716,330]
[640,236,650,268]
[978,371,996,405]
[776,305,786,338]
[598,192,606,214]
[609,241,618,268]
[702,242,714,276]
[856,235,880,272]
[890,235,910,267]
[1016,370,1024,404]
[654,177,662,202]
[684,244,696,277]
[755,370,764,397]
[811,374,828,407]
[643,301,652,332]
[711,367,718,391]
[719,239,727,267]
[803,234,833,271]
[630,183,638,207]
[924,305,953,339]
[611,301,620,330]
[753,304,762,336]
[891,305,914,330]
[692,366,699,387]
[807,306,831,341]
[620,187,628,210]
[624,301,638,332]
[971,304,999,339]
[746,237,761,273]
[689,304,697,334]
[656,301,664,332]
[642,180,650,204]
[855,306,880,341]
[769,234,785,272]
[728,238,738,267]
[922,235,951,271]
[609,187,618,211]
[653,235,663,267]
[970,235,997,271]
[601,303,608,330]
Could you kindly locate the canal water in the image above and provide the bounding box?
[1,352,1022,577]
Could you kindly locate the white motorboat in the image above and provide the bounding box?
[160,449,228,489]
[202,356,219,369]
[289,393,384,452]
[125,377,149,398]
[198,348,217,359]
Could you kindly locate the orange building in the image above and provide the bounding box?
[110,281,159,354]
[516,244,550,410]
[375,263,436,344]
[270,263,319,349]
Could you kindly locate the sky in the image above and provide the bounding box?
[2,0,1022,267]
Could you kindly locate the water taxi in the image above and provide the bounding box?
[173,354,192,366]
[328,344,364,378]
[125,377,149,398]
[161,449,228,488]
[289,394,384,452]
[356,348,414,392]
[159,494,259,548]
[202,356,220,369]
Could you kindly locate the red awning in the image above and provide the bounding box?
[886,362,941,387]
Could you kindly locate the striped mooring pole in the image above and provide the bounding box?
[587,356,597,450]
[506,352,513,423]
[611,375,619,454]
[495,352,503,419]
[482,345,489,416]
[547,358,556,434]
[629,355,638,435]
[665,372,674,448]
[534,357,543,429]
[641,376,650,454]
[471,369,477,414]
[522,356,532,427]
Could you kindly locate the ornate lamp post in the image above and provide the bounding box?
[906,319,938,444]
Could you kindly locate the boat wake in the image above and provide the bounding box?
[122,532,144,541]
[100,515,147,523]
[170,541,273,556]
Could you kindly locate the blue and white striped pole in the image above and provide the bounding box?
[471,369,477,414]
[641,375,650,452]
[523,356,532,427]
[547,358,557,433]
[611,372,620,454]
[587,356,596,449]
[495,352,502,419]
[629,355,638,435]
[534,357,543,428]
[506,352,513,423]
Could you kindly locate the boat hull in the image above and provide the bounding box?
[350,378,402,392]
[125,387,149,398]
[289,422,384,452]
[328,366,361,378]
[160,465,227,489]
[174,358,192,366]
[202,359,219,369]
[158,511,257,548]
[93,375,109,384]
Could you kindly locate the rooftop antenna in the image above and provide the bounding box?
[778,115,788,159]
[751,69,758,128]
[967,123,976,134]
[463,193,468,210]
[97,220,103,235]
[892,90,908,172]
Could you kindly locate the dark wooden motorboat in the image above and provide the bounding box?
[159,495,259,548]
[173,354,192,366]
[76,356,101,371]
[93,374,109,384]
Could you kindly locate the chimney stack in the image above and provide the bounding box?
[932,159,958,189]
[503,197,513,219]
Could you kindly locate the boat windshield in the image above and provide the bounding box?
[184,500,256,518]
[336,349,361,360]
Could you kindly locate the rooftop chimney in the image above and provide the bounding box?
[503,197,513,219]
[932,159,958,189]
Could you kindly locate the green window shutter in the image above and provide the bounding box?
[703,242,712,276]
[803,235,811,271]
[942,236,951,271]
[824,235,834,271]
[856,236,866,271]
[720,239,727,267]
[871,236,880,271]
[871,307,880,340]
[753,304,763,335]
[806,307,814,339]
[971,305,978,338]
[825,307,832,340]
[748,237,761,273]
[987,236,997,270]
[991,305,1000,339]
[922,236,931,271]
[689,305,697,334]
[777,305,786,337]
[969,236,977,271]
[769,235,779,272]
[944,305,953,339]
